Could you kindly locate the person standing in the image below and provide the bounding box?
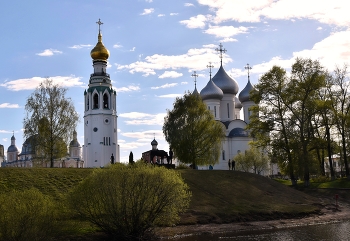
[228,159,231,170]
[232,159,235,170]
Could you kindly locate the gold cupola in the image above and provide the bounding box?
[90,19,110,61]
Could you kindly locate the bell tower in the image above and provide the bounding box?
[83,19,119,167]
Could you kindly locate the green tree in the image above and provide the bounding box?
[163,92,224,168]
[69,163,191,240]
[0,188,59,241]
[23,79,79,167]
[129,151,134,164]
[329,65,350,178]
[234,147,269,175]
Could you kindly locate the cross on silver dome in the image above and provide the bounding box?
[215,43,227,66]
[245,63,252,82]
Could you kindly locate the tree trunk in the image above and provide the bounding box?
[326,125,335,180]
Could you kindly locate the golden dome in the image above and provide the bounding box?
[90,31,110,61]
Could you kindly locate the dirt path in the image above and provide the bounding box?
[155,192,350,239]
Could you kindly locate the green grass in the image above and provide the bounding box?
[0,168,323,239]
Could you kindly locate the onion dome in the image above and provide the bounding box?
[90,31,110,61]
[8,135,18,152]
[228,128,248,137]
[212,65,239,95]
[69,130,81,147]
[239,80,255,103]
[200,79,224,101]
[151,138,158,146]
[235,96,242,109]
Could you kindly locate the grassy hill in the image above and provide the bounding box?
[178,170,319,224]
[0,168,320,226]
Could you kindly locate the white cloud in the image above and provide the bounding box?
[229,30,350,78]
[140,8,154,15]
[121,129,163,139]
[181,82,188,85]
[115,85,140,93]
[185,3,194,7]
[0,75,83,91]
[197,0,350,26]
[130,47,136,52]
[113,44,123,48]
[157,94,183,98]
[69,44,92,49]
[158,14,165,17]
[2,138,8,142]
[204,25,249,38]
[36,49,62,56]
[317,27,323,30]
[151,83,178,89]
[170,13,179,16]
[180,14,210,29]
[145,0,153,2]
[0,103,20,108]
[117,44,231,76]
[0,130,12,134]
[119,112,166,125]
[221,37,238,42]
[159,71,183,79]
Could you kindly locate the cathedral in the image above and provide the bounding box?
[197,44,256,170]
[2,132,83,168]
[83,19,120,167]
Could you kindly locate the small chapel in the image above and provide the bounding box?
[197,44,256,170]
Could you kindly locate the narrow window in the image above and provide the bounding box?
[109,137,111,146]
[208,106,210,110]
[103,93,109,109]
[214,106,217,117]
[87,96,89,110]
[222,150,225,160]
[93,93,99,109]
[227,103,230,118]
[103,137,105,145]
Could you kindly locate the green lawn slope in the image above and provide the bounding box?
[0,168,320,227]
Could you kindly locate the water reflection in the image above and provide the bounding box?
[175,221,350,241]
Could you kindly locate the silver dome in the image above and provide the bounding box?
[235,96,242,109]
[7,145,18,152]
[200,79,223,101]
[212,65,239,95]
[151,138,158,146]
[192,86,199,96]
[239,80,255,103]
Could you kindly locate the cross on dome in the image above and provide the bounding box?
[96,18,103,33]
[245,63,252,81]
[207,62,214,80]
[215,43,227,66]
[191,71,199,88]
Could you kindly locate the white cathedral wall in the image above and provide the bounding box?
[219,94,235,122]
[204,99,221,120]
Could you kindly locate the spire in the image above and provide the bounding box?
[191,71,198,90]
[90,19,110,61]
[215,43,227,66]
[207,62,214,80]
[245,63,252,82]
[96,18,103,43]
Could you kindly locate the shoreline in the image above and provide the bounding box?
[155,200,350,239]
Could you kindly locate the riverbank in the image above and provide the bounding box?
[155,188,350,239]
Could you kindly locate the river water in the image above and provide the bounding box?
[174,221,350,241]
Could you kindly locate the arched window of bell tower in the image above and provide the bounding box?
[103,93,109,109]
[93,93,99,109]
[87,96,89,110]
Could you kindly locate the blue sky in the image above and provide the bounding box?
[1,0,350,163]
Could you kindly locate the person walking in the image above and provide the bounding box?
[228,159,231,170]
[232,159,235,170]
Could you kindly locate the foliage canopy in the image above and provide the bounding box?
[69,163,191,240]
[163,92,224,167]
[23,79,79,167]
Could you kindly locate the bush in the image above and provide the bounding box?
[0,188,59,241]
[69,163,191,240]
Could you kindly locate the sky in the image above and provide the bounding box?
[1,0,350,163]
